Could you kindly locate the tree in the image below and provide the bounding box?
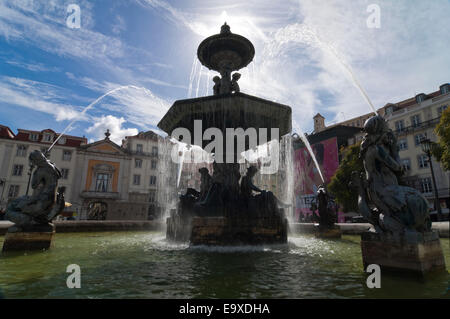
[432,108,450,171]
[328,143,364,213]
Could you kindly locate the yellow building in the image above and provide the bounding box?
[384,84,449,215]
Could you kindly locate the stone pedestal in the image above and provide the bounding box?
[167,216,288,246]
[2,224,55,252]
[361,230,446,276]
[314,224,342,239]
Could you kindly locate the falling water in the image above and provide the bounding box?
[281,134,295,223]
[156,137,179,222]
[48,85,155,152]
[177,144,186,187]
[324,43,378,116]
[205,70,211,96]
[292,119,325,183]
[187,57,198,98]
[195,65,203,98]
[292,24,378,116]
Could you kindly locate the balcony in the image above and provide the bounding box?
[394,117,441,137]
[81,191,120,200]
[127,150,159,158]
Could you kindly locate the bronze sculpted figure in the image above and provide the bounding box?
[240,165,263,199]
[314,185,337,228]
[353,116,431,233]
[231,72,241,93]
[212,72,241,95]
[213,76,221,96]
[5,150,65,232]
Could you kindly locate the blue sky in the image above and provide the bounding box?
[0,0,449,144]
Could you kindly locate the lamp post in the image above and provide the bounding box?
[420,138,442,221]
[0,178,5,210]
[26,163,35,196]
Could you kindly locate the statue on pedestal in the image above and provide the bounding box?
[5,150,65,233]
[353,116,431,234]
[352,116,445,275]
[315,185,337,228]
[212,72,241,96]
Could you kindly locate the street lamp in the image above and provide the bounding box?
[420,138,443,221]
[0,178,5,210]
[25,163,35,196]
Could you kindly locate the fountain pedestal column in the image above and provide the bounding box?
[158,24,292,246]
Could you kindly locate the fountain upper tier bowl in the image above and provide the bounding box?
[157,92,292,149]
[197,23,255,72]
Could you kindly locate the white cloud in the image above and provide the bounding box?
[1,0,449,139]
[112,15,126,35]
[0,1,124,61]
[156,0,450,133]
[62,75,171,129]
[0,76,84,121]
[86,115,139,145]
[6,60,61,72]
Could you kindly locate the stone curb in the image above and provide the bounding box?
[0,221,448,238]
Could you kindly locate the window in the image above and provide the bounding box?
[149,190,156,203]
[12,165,23,176]
[398,139,408,151]
[416,94,426,103]
[58,137,66,145]
[29,133,39,141]
[414,133,426,146]
[95,173,110,192]
[418,154,429,168]
[16,145,27,157]
[411,114,421,128]
[8,185,20,198]
[440,84,449,94]
[395,120,404,132]
[136,144,143,153]
[61,168,69,180]
[151,160,157,169]
[42,133,53,142]
[420,178,433,193]
[401,159,411,171]
[385,106,394,115]
[152,146,158,156]
[150,175,157,185]
[437,105,448,116]
[133,174,141,185]
[62,150,72,161]
[135,159,142,168]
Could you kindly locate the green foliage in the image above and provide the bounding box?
[328,143,363,213]
[434,108,450,171]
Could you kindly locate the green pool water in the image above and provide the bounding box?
[0,232,449,299]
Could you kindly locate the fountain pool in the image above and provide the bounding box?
[1,232,448,299]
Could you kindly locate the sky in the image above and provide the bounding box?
[0,0,449,144]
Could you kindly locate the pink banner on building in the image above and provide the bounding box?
[294,137,344,222]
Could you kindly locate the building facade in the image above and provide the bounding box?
[383,83,450,215]
[0,127,87,215]
[0,126,179,221]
